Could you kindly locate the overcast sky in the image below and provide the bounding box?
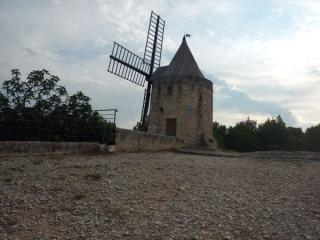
[0,0,319,129]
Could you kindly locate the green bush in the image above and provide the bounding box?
[213,116,320,152]
[0,69,115,144]
[224,118,257,152]
[256,116,288,150]
[304,124,320,151]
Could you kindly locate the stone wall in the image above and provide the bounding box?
[0,141,102,154]
[0,129,184,154]
[116,128,183,152]
[148,75,217,149]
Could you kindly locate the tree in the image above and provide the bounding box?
[212,121,227,148]
[0,92,9,111]
[67,91,92,120]
[2,69,29,112]
[304,124,320,151]
[225,117,257,152]
[211,117,320,153]
[26,69,67,114]
[256,115,288,150]
[286,127,304,150]
[0,69,115,144]
[2,69,67,118]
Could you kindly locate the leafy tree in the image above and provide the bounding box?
[256,115,288,150]
[286,127,304,150]
[2,69,29,111]
[26,69,67,114]
[0,69,115,144]
[211,116,320,153]
[0,92,9,111]
[67,91,92,120]
[88,111,116,144]
[212,121,227,148]
[304,124,320,151]
[225,117,257,152]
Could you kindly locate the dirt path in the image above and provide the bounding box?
[1,151,319,239]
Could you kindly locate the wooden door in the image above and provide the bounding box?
[165,118,177,137]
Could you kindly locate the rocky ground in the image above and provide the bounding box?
[0,151,320,240]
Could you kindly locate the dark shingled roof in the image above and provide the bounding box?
[163,36,204,78]
[152,65,168,80]
[152,37,205,81]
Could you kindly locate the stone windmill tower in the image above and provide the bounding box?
[148,36,217,149]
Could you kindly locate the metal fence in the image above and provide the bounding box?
[0,109,118,144]
[95,109,118,123]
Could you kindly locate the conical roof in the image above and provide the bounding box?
[163,36,204,78]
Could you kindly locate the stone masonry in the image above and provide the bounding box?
[148,37,217,149]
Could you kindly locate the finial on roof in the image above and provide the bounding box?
[159,33,204,78]
[184,34,191,41]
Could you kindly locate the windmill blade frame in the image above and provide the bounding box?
[106,11,165,131]
[108,42,150,87]
[143,11,165,71]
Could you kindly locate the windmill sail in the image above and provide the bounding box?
[107,11,165,131]
[143,11,165,71]
[108,42,150,87]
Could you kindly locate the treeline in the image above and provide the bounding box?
[213,116,320,152]
[0,69,115,144]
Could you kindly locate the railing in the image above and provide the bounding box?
[0,108,118,144]
[95,109,118,124]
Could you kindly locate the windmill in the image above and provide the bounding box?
[107,11,165,131]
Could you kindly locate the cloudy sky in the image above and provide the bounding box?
[0,0,319,129]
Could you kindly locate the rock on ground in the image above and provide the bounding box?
[0,151,320,239]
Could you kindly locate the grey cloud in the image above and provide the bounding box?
[0,73,8,83]
[209,74,298,126]
[22,47,39,56]
[0,0,318,129]
[307,66,320,77]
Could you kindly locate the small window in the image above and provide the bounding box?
[167,86,172,96]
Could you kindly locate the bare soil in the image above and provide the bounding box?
[1,151,320,239]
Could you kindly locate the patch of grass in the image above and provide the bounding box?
[54,174,66,181]
[73,193,86,201]
[50,154,66,160]
[155,167,164,171]
[8,166,24,172]
[105,207,122,219]
[3,217,18,226]
[32,159,43,165]
[84,173,102,181]
[51,186,64,192]
[3,177,13,183]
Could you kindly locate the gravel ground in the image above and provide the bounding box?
[0,151,320,240]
